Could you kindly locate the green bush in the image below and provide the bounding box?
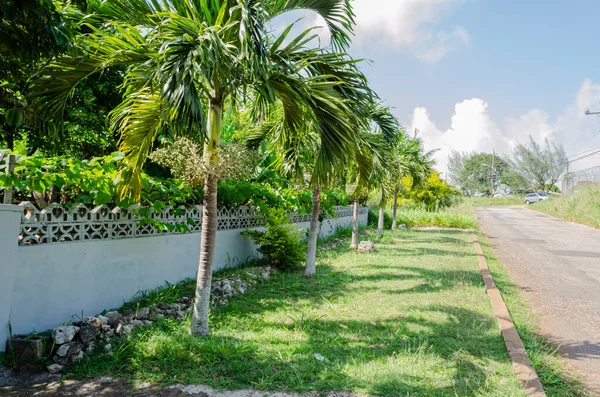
[368,208,393,229]
[0,152,349,215]
[242,211,306,270]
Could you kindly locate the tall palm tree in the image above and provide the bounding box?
[346,105,400,247]
[30,0,356,336]
[254,48,377,276]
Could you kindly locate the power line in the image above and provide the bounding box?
[553,148,600,170]
[566,145,600,160]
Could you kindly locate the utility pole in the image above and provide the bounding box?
[490,149,495,197]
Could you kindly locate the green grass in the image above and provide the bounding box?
[477,233,589,397]
[72,229,525,396]
[390,206,477,229]
[533,186,600,229]
[389,196,522,229]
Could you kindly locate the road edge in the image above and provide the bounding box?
[472,232,547,397]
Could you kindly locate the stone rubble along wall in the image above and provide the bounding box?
[44,266,274,374]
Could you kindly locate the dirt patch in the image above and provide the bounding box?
[0,367,362,397]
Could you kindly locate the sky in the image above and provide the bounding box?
[280,0,600,174]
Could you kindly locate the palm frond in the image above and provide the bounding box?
[266,0,355,51]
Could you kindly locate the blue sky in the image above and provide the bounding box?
[314,0,600,173]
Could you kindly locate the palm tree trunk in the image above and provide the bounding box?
[377,187,385,239]
[391,187,399,230]
[350,198,359,249]
[377,205,384,239]
[190,100,222,336]
[304,187,321,277]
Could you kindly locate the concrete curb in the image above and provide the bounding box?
[472,233,546,397]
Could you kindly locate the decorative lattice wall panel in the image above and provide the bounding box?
[18,203,366,246]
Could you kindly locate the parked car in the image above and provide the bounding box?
[523,192,550,205]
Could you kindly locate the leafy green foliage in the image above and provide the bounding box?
[0,152,349,216]
[0,152,198,208]
[242,211,306,270]
[368,208,392,229]
[401,172,461,211]
[448,151,511,197]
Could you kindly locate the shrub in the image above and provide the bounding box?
[368,208,393,229]
[242,210,306,270]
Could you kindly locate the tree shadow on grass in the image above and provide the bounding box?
[73,304,516,396]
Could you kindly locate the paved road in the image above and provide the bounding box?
[476,206,600,395]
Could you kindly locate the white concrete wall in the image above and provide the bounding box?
[0,205,23,352]
[2,211,367,343]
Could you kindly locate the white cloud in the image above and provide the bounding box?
[411,98,511,174]
[410,80,600,175]
[351,0,470,62]
[277,0,470,62]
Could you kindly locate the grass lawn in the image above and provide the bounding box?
[72,228,526,396]
[533,186,600,229]
[386,196,523,230]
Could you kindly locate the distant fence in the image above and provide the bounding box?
[562,165,600,195]
[0,203,367,350]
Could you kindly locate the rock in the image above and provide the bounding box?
[167,303,182,311]
[420,282,430,286]
[313,353,326,362]
[101,324,112,333]
[98,315,109,326]
[83,316,102,328]
[157,303,169,310]
[357,241,376,253]
[155,313,165,319]
[143,320,153,326]
[73,351,84,362]
[56,344,70,357]
[53,342,84,366]
[104,329,114,337]
[134,307,151,320]
[165,309,175,317]
[122,324,134,334]
[131,320,144,328]
[47,364,64,374]
[176,310,186,320]
[177,297,190,305]
[105,311,122,328]
[79,324,100,344]
[104,344,112,352]
[400,224,407,230]
[113,322,123,335]
[185,307,192,313]
[87,342,96,353]
[245,272,258,280]
[52,326,79,345]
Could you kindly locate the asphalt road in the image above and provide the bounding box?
[476,206,600,395]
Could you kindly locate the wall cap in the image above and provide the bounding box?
[0,204,23,213]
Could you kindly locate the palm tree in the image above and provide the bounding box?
[30,0,356,336]
[389,135,435,230]
[252,42,377,276]
[346,105,400,246]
